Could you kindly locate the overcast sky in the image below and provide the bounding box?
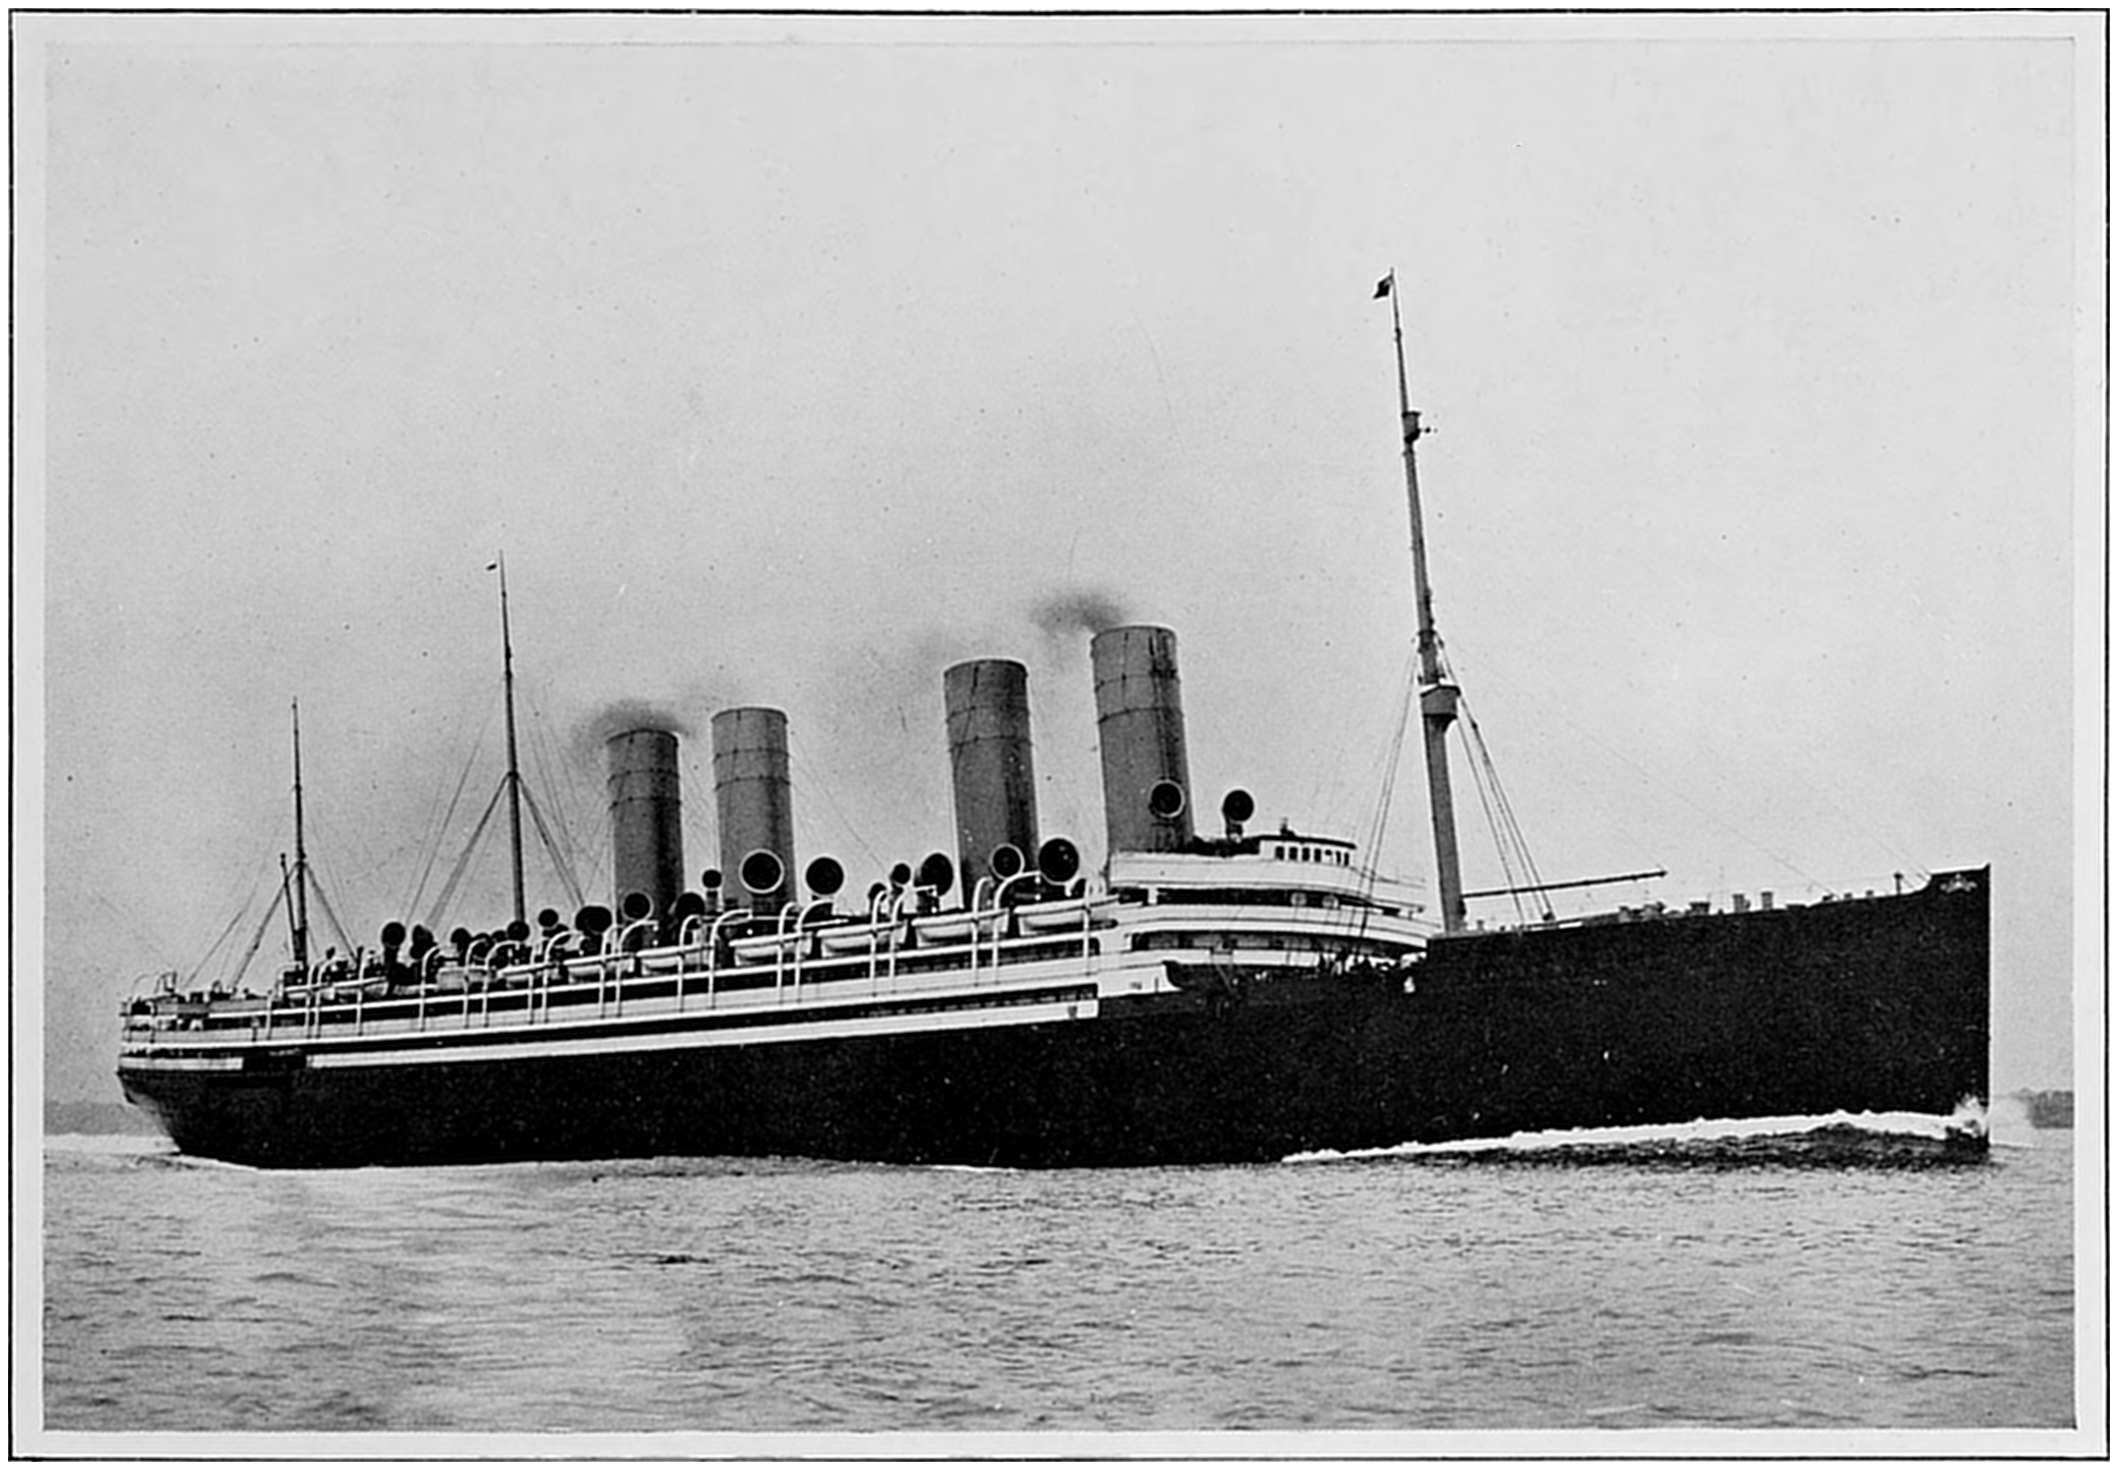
[17,12,2098,1104]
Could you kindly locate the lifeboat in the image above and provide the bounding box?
[817,920,900,956]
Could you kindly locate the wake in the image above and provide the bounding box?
[1284,1099,2005,1168]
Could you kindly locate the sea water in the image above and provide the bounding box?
[34,1113,2077,1446]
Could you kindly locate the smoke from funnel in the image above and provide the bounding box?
[573,699,693,764]
[1030,589,1131,640]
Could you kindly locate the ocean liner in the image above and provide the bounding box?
[116,281,1991,1168]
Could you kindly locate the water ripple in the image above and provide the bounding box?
[41,1131,2075,1434]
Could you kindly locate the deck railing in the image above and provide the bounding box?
[123,887,1112,1046]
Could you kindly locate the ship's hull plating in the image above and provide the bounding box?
[120,872,1989,1168]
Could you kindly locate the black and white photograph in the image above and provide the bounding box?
[14,6,2102,1455]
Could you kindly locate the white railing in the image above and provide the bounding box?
[125,885,1112,1048]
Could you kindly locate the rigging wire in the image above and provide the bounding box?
[303,866,355,956]
[788,733,889,877]
[1458,719,1529,926]
[1358,641,1420,901]
[402,703,496,921]
[557,770,612,907]
[1456,696,1550,923]
[422,780,508,933]
[1424,627,1551,924]
[304,796,398,904]
[522,689,605,897]
[520,783,588,912]
[524,677,598,840]
[534,750,600,901]
[299,815,368,947]
[181,838,282,986]
[225,880,290,990]
[1355,631,1556,929]
[88,888,180,971]
[395,667,601,929]
[1460,661,1827,890]
[183,894,260,990]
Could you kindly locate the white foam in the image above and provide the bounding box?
[1283,1101,1990,1164]
[42,1131,174,1157]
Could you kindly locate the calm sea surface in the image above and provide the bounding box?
[39,1115,2076,1445]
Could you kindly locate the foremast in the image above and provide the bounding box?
[1380,269,1467,935]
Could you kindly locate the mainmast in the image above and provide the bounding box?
[1379,269,1467,935]
[290,699,312,969]
[279,854,301,972]
[496,553,528,929]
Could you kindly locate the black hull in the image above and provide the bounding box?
[120,871,1989,1169]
